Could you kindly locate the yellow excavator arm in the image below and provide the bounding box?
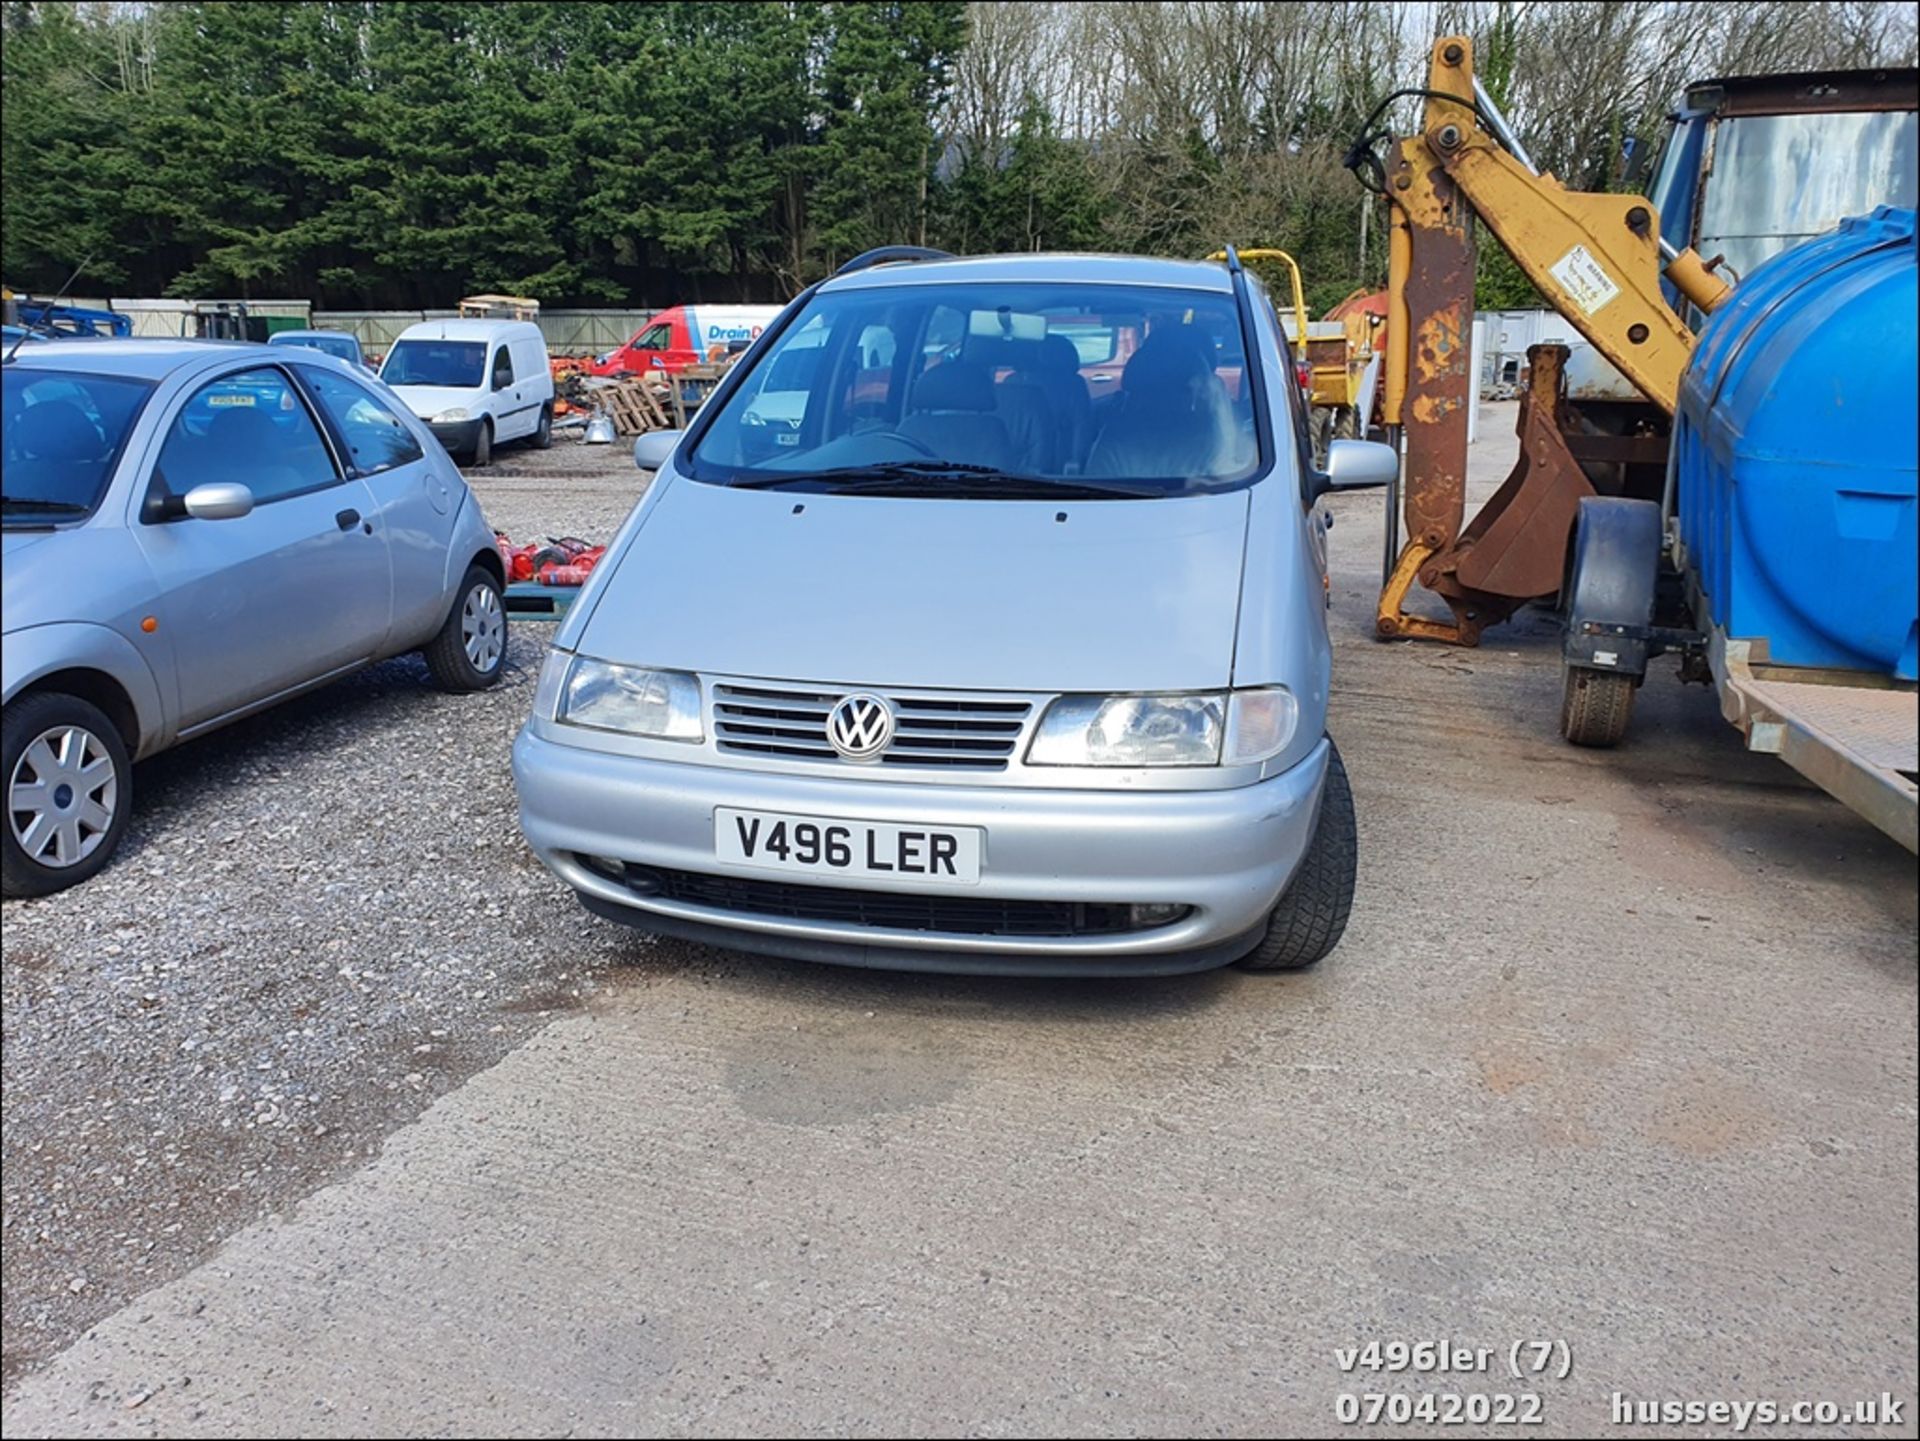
[1386,38,1726,421]
[1374,35,1732,645]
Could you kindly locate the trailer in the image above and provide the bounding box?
[1357,38,1918,849]
[1564,208,1917,852]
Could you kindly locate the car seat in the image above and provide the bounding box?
[202,405,308,500]
[9,400,105,507]
[961,336,1054,473]
[1086,331,1238,482]
[898,362,1013,471]
[1011,334,1093,471]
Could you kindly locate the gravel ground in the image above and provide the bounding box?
[0,434,648,1383]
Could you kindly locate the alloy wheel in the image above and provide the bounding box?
[8,725,119,869]
[461,583,504,673]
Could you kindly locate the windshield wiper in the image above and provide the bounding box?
[733,463,1148,500]
[0,496,90,514]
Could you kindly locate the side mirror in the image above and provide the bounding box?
[1619,135,1650,188]
[632,429,683,473]
[493,374,513,393]
[181,481,255,520]
[1319,438,1397,494]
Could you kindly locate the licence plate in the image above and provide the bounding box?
[715,807,981,885]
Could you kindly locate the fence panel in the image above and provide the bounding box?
[312,308,651,356]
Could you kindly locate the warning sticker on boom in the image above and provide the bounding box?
[1549,244,1621,315]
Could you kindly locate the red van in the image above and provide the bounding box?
[590,305,784,377]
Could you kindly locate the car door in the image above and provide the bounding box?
[512,337,553,411]
[488,342,532,441]
[623,319,679,373]
[293,362,456,648]
[133,364,392,731]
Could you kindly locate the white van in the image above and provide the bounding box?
[380,318,555,466]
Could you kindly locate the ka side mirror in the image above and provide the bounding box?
[178,481,255,521]
[632,429,683,473]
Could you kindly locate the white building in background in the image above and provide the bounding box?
[1478,308,1585,390]
[1476,307,1642,403]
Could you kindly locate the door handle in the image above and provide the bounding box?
[336,508,361,531]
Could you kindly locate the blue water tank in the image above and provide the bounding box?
[1676,206,1918,680]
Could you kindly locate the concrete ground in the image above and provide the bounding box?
[3,406,1914,1438]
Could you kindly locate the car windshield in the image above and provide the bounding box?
[272,333,359,363]
[382,339,485,388]
[687,281,1263,495]
[1,368,155,523]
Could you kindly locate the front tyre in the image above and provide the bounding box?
[1237,740,1357,971]
[2,693,134,898]
[470,419,493,468]
[424,565,508,692]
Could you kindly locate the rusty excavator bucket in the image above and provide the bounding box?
[1379,345,1668,644]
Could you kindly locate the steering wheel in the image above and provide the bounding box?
[867,430,936,458]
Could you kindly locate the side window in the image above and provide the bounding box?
[153,367,339,510]
[629,323,672,352]
[857,324,897,371]
[922,305,965,367]
[847,322,899,421]
[491,346,514,391]
[298,367,425,476]
[1270,304,1319,498]
[1050,322,1118,365]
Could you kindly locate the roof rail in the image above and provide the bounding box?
[832,245,955,278]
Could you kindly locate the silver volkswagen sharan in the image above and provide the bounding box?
[512,249,1395,976]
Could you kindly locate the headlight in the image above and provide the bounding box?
[1027,693,1224,767]
[1025,687,1298,768]
[432,406,469,423]
[556,656,703,741]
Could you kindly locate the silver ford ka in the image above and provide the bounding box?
[512,251,1394,975]
[3,340,508,897]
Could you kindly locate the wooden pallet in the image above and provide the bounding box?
[597,379,672,436]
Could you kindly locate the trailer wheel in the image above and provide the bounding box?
[1332,406,1359,441]
[1560,665,1636,747]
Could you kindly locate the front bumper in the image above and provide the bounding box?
[512,726,1331,976]
[428,418,484,455]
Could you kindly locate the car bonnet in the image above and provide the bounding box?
[572,476,1252,693]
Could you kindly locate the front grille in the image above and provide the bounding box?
[711,682,1032,770]
[619,863,1145,937]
